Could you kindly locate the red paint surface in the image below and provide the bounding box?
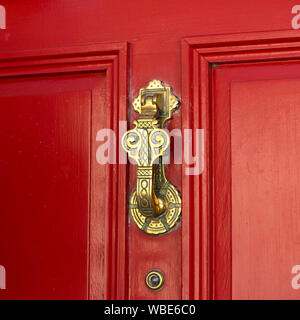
[231,79,300,299]
[0,75,95,299]
[213,61,300,299]
[182,34,300,299]
[0,43,128,300]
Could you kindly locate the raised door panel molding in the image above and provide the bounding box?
[181,30,300,300]
[0,43,128,300]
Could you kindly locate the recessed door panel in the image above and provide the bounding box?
[0,73,105,299]
[213,62,300,299]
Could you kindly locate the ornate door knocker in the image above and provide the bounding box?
[122,80,181,235]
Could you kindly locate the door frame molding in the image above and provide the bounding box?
[0,42,128,300]
[181,30,300,300]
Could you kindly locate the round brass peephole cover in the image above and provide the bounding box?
[145,270,165,291]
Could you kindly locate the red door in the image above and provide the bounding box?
[0,0,300,300]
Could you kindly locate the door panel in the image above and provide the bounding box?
[213,61,300,299]
[0,73,105,299]
[231,79,300,300]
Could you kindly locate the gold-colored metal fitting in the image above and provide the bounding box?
[122,80,181,236]
[145,270,165,291]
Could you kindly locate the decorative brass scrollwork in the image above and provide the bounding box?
[122,80,181,235]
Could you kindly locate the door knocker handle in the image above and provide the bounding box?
[122,80,181,235]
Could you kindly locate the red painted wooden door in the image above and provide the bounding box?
[1,0,300,300]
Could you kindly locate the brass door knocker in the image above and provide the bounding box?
[122,80,181,235]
